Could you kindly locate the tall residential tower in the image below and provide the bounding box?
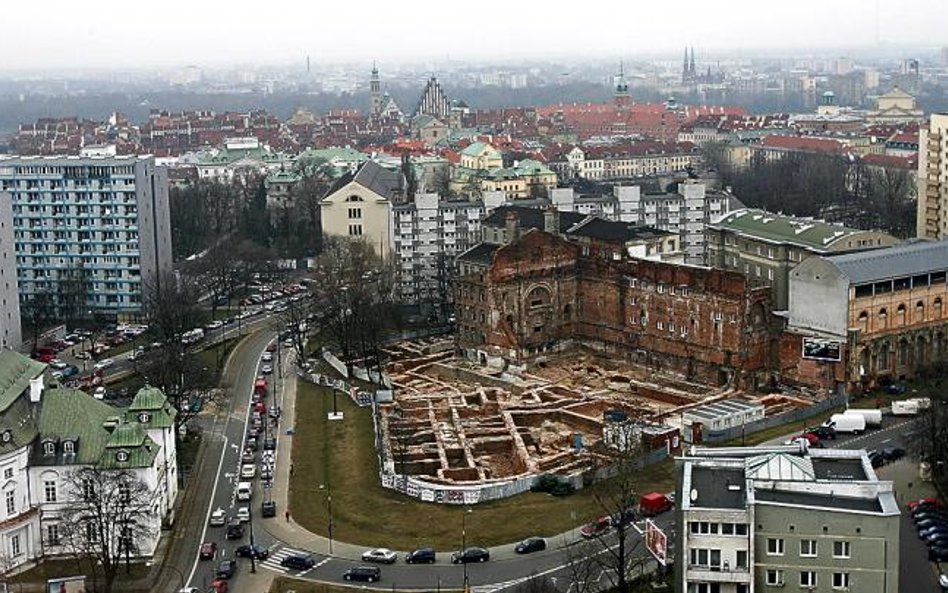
[918,113,948,240]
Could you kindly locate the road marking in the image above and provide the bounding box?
[313,557,331,569]
[185,432,229,588]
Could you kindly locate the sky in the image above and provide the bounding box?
[2,0,945,70]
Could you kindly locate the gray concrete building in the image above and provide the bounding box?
[707,209,898,310]
[0,193,22,349]
[0,155,172,320]
[676,446,900,593]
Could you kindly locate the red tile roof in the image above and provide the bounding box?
[759,135,845,153]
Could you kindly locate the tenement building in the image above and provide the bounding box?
[707,209,898,310]
[788,240,948,390]
[456,224,771,387]
[0,154,172,319]
[676,446,899,593]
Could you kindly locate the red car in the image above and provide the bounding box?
[199,541,217,560]
[208,579,228,593]
[795,432,820,446]
[909,497,943,511]
[580,516,612,539]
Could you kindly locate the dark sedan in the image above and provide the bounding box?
[514,537,547,554]
[451,547,490,564]
[235,544,269,560]
[930,546,948,562]
[216,560,237,579]
[343,565,381,583]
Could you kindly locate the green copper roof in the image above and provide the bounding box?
[0,396,38,456]
[460,142,501,158]
[712,208,881,251]
[127,385,176,429]
[35,388,120,465]
[265,170,302,185]
[0,351,46,414]
[106,422,146,448]
[513,159,555,177]
[298,147,368,164]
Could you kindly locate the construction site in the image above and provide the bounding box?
[377,336,823,491]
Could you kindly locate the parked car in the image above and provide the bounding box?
[262,352,273,362]
[199,542,217,560]
[280,553,315,570]
[260,465,273,480]
[514,537,547,554]
[216,560,237,579]
[236,506,250,523]
[885,382,907,395]
[931,546,948,562]
[264,437,276,450]
[909,497,944,512]
[261,364,273,375]
[868,450,886,468]
[639,492,674,516]
[261,500,277,518]
[581,516,612,539]
[451,547,490,564]
[240,464,256,479]
[209,508,227,527]
[361,548,397,564]
[405,547,436,564]
[93,358,115,372]
[343,565,381,583]
[208,579,228,593]
[882,446,906,462]
[235,544,269,560]
[241,449,255,464]
[913,510,948,524]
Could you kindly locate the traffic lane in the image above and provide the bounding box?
[897,481,943,592]
[824,416,919,452]
[187,330,276,590]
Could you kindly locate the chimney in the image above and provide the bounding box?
[544,207,559,235]
[505,211,519,242]
[29,376,44,403]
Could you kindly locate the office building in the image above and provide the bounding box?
[918,114,948,240]
[677,446,899,593]
[0,155,172,320]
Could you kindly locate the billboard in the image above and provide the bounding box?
[645,519,668,566]
[47,577,86,593]
[802,337,842,362]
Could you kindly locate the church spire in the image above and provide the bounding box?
[614,60,630,109]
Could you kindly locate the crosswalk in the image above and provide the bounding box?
[258,545,323,576]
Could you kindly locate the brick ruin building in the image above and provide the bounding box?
[456,215,775,389]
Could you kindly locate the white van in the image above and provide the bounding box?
[892,400,920,416]
[236,481,252,501]
[843,408,882,427]
[823,413,866,434]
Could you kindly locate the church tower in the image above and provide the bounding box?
[682,47,690,83]
[370,63,381,118]
[689,48,696,81]
[614,60,630,109]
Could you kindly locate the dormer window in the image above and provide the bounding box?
[0,430,11,444]
[43,441,55,456]
[63,441,74,455]
[115,450,129,463]
[138,412,151,424]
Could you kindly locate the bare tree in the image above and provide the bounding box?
[272,292,312,362]
[59,467,156,593]
[21,290,55,354]
[563,538,601,593]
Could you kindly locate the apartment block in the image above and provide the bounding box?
[677,446,899,593]
[917,113,948,240]
[0,193,22,349]
[0,155,172,319]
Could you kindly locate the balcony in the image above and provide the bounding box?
[686,565,751,583]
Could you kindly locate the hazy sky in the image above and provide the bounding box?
[2,0,945,70]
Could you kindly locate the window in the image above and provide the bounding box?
[800,571,817,588]
[10,533,20,557]
[722,523,734,535]
[347,224,363,236]
[800,539,817,557]
[735,523,748,535]
[43,441,55,456]
[85,521,98,542]
[81,478,96,501]
[736,550,748,568]
[833,540,851,558]
[44,480,57,503]
[832,572,851,590]
[63,440,74,454]
[767,537,785,555]
[46,523,60,545]
[119,482,131,504]
[2,467,11,480]
[766,569,784,586]
[4,489,14,515]
[347,207,362,219]
[690,548,709,567]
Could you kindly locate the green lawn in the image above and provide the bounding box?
[9,557,150,584]
[270,576,459,593]
[288,381,676,550]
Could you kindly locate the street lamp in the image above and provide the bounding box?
[461,507,472,593]
[248,504,256,573]
[319,483,334,554]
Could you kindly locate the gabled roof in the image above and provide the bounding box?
[0,351,46,414]
[34,388,121,465]
[826,240,948,284]
[325,160,403,201]
[128,385,177,429]
[567,217,674,243]
[0,396,38,456]
[456,243,501,266]
[482,205,586,235]
[711,208,887,252]
[460,141,501,158]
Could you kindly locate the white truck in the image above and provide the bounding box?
[823,413,866,434]
[892,400,920,416]
[843,408,882,428]
[181,328,205,345]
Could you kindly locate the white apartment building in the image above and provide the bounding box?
[918,113,948,240]
[393,193,483,305]
[677,446,899,593]
[0,155,172,319]
[0,351,178,573]
[0,193,22,349]
[551,182,739,265]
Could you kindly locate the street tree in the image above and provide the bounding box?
[272,291,312,361]
[59,467,155,593]
[21,290,55,353]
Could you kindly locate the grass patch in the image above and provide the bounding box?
[269,575,459,593]
[288,381,676,550]
[9,558,150,584]
[195,337,239,378]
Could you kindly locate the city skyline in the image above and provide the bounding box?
[1,0,945,70]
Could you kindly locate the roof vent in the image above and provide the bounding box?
[690,488,698,502]
[728,484,741,492]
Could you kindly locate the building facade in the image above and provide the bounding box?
[677,446,899,593]
[0,155,172,319]
[0,193,22,349]
[707,209,898,310]
[788,240,948,389]
[456,228,772,387]
[0,351,177,573]
[918,113,948,240]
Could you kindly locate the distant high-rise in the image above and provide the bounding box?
[370,64,381,118]
[918,114,948,240]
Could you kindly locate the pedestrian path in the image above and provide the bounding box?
[258,544,323,576]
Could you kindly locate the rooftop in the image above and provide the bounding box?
[755,489,882,513]
[690,467,746,509]
[682,398,763,422]
[711,208,887,252]
[0,351,46,415]
[827,240,948,285]
[456,243,501,266]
